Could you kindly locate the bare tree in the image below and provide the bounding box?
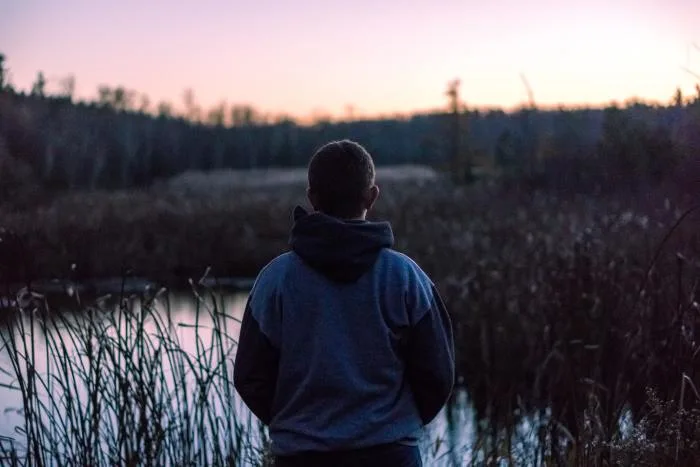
[673,88,684,107]
[157,101,173,118]
[183,88,201,122]
[139,94,150,113]
[520,73,535,109]
[446,79,471,182]
[207,101,227,127]
[97,85,112,107]
[59,75,76,101]
[0,53,17,92]
[112,87,136,111]
[0,53,5,90]
[31,71,46,97]
[113,87,126,110]
[230,104,257,127]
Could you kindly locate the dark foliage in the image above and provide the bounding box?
[1,89,699,197]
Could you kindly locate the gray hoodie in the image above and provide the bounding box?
[233,206,455,456]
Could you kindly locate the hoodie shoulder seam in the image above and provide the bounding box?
[384,249,435,287]
[251,252,294,297]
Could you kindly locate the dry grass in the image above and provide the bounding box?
[0,167,444,283]
[1,169,699,465]
[0,283,269,466]
[160,165,439,195]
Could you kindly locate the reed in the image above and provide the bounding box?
[0,280,269,466]
[0,177,699,465]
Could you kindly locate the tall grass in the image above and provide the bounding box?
[408,188,700,465]
[0,279,270,466]
[1,178,699,465]
[0,280,468,467]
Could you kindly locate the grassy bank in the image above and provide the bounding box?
[1,171,699,464]
[0,286,270,466]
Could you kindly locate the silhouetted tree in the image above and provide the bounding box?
[113,87,126,109]
[31,72,46,97]
[97,85,112,107]
[183,88,200,122]
[139,94,150,113]
[446,79,472,182]
[207,101,226,127]
[231,105,257,126]
[673,88,684,107]
[1,61,696,192]
[0,53,6,90]
[157,102,173,118]
[112,87,136,111]
[59,75,75,102]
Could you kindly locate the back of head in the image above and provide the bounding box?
[307,140,376,219]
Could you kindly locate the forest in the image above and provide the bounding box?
[1,52,699,201]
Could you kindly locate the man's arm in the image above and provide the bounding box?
[233,298,279,426]
[405,284,455,425]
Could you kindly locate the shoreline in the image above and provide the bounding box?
[1,275,257,298]
[0,173,444,285]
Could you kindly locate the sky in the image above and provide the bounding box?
[1,0,699,120]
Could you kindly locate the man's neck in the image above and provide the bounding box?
[321,210,367,221]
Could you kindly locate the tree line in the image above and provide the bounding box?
[0,52,699,197]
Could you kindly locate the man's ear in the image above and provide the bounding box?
[307,187,319,212]
[365,185,380,211]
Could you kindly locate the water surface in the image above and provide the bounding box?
[0,285,473,465]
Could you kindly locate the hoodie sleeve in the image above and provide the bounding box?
[405,283,456,425]
[234,294,280,426]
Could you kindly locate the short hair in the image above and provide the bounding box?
[308,140,376,218]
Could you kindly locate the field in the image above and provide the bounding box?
[1,166,700,465]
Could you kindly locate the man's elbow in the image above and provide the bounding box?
[433,353,456,400]
[233,371,254,407]
[233,373,251,410]
[412,375,454,424]
[234,379,273,425]
[233,366,247,398]
[436,369,455,412]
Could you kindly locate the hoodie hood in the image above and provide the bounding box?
[289,206,394,283]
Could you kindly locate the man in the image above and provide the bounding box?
[234,140,455,467]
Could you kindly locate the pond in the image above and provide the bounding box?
[0,282,487,466]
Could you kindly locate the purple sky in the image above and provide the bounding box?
[2,0,699,119]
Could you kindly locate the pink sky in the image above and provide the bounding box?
[2,0,699,119]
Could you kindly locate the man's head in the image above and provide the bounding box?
[307,140,379,219]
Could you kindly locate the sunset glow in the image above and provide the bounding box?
[2,0,699,119]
